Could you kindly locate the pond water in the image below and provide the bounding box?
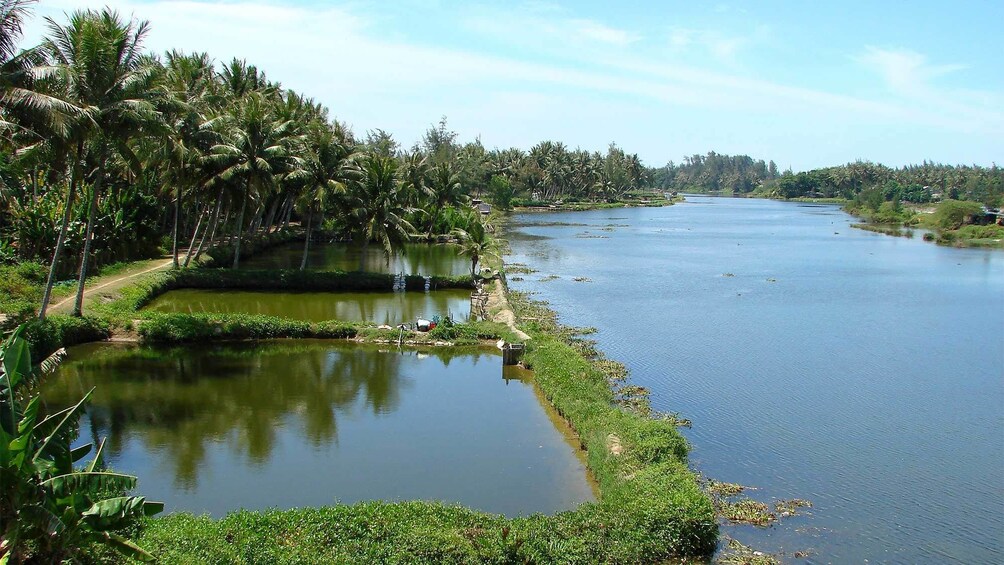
[506,197,1004,563]
[143,289,471,324]
[43,341,595,517]
[241,242,470,276]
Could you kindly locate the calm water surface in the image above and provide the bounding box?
[241,242,469,275]
[506,197,1004,563]
[44,341,595,517]
[143,289,471,324]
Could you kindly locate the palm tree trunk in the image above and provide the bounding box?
[188,186,223,266]
[427,205,442,239]
[182,200,208,267]
[283,198,293,231]
[171,183,184,268]
[263,196,280,235]
[232,184,249,268]
[72,159,106,317]
[300,208,313,271]
[38,180,77,321]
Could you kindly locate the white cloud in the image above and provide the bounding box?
[857,46,966,92]
[569,19,640,46]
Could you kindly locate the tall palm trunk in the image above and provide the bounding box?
[40,141,85,320]
[300,208,313,271]
[187,186,223,267]
[182,200,208,267]
[232,183,249,268]
[72,156,106,317]
[171,182,184,268]
[38,181,77,320]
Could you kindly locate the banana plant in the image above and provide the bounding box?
[0,325,162,563]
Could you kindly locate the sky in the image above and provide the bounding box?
[20,0,1004,171]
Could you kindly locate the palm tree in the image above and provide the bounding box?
[348,155,415,271]
[453,213,498,278]
[290,123,357,270]
[209,91,296,268]
[154,51,217,269]
[424,161,465,237]
[43,8,161,316]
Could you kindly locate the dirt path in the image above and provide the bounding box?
[46,257,176,315]
[486,279,530,342]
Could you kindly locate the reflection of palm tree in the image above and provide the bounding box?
[41,342,417,488]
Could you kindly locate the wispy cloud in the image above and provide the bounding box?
[570,19,640,47]
[857,46,967,92]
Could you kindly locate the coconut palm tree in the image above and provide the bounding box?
[153,50,217,268]
[43,8,162,316]
[290,123,358,270]
[424,161,465,237]
[209,91,296,268]
[348,155,415,271]
[453,213,498,278]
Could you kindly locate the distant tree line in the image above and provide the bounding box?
[765,161,1003,206]
[650,152,1002,208]
[649,152,780,195]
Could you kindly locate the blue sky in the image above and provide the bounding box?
[21,0,1004,170]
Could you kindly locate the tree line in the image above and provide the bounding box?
[650,151,1002,207]
[0,3,658,320]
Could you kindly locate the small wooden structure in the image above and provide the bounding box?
[502,343,525,366]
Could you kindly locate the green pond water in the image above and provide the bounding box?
[44,341,595,516]
[241,242,470,276]
[143,288,471,324]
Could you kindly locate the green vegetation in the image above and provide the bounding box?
[0,326,162,562]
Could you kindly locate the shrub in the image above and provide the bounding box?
[20,315,111,362]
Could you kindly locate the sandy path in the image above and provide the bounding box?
[46,257,176,315]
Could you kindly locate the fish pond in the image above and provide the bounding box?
[506,197,1004,563]
[44,341,595,517]
[240,242,470,276]
[142,288,471,324]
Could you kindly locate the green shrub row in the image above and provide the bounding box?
[136,313,509,346]
[19,315,111,363]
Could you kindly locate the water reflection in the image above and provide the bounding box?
[143,289,471,324]
[241,242,469,276]
[43,341,593,516]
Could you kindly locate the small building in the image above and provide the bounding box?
[477,202,491,215]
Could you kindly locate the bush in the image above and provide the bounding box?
[933,199,984,230]
[20,315,111,362]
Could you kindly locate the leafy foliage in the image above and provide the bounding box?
[0,325,161,562]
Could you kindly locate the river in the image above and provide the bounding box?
[506,196,1004,563]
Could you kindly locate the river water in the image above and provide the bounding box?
[506,196,1004,563]
[44,341,595,517]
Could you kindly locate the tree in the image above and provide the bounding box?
[44,8,161,316]
[424,161,465,237]
[348,155,415,271]
[290,123,357,270]
[209,91,296,268]
[453,213,498,278]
